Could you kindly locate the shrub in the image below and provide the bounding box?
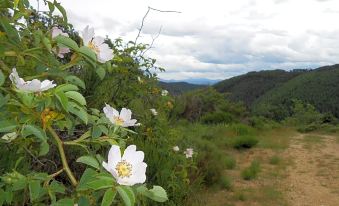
[224,156,236,169]
[201,111,234,124]
[233,135,258,149]
[229,124,255,136]
[220,176,232,190]
[241,160,261,180]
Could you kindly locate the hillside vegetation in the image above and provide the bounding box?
[213,69,306,107]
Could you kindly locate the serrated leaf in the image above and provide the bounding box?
[0,120,17,133]
[148,186,168,202]
[86,178,114,191]
[92,126,102,138]
[55,91,69,111]
[79,46,97,62]
[54,0,68,23]
[42,37,52,52]
[29,180,41,202]
[22,124,47,141]
[64,75,85,89]
[39,141,49,156]
[55,84,79,92]
[101,188,116,206]
[65,91,86,106]
[77,168,97,191]
[76,156,99,169]
[117,186,135,206]
[96,67,106,80]
[51,198,74,206]
[67,102,88,124]
[54,35,78,51]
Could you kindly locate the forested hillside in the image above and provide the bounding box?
[213,69,306,107]
[159,81,206,95]
[253,64,339,120]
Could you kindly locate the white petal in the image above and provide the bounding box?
[120,108,132,121]
[122,119,137,127]
[102,161,119,179]
[40,80,56,91]
[122,145,144,164]
[103,104,119,123]
[97,44,113,63]
[93,36,105,45]
[108,145,121,167]
[116,177,134,186]
[20,79,41,92]
[130,162,147,184]
[82,25,94,45]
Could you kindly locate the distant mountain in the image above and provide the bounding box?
[159,81,206,96]
[252,64,339,120]
[213,69,306,108]
[161,78,221,85]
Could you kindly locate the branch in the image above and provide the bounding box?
[47,126,78,187]
[134,6,181,44]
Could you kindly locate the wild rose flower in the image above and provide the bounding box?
[161,90,168,96]
[82,26,113,63]
[173,146,180,152]
[103,104,138,127]
[51,27,70,58]
[184,148,194,158]
[102,145,147,186]
[150,108,158,116]
[10,68,56,92]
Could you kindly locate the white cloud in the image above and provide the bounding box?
[30,0,339,80]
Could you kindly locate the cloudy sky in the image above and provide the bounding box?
[32,0,339,80]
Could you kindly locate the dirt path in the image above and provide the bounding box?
[283,134,339,206]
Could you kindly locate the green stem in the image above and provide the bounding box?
[47,126,78,186]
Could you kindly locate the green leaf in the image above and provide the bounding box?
[92,126,102,138]
[22,124,47,141]
[47,1,55,13]
[86,178,114,191]
[49,181,65,194]
[101,188,116,206]
[0,70,5,86]
[65,91,86,106]
[64,75,86,89]
[39,141,49,156]
[55,84,79,92]
[76,156,99,169]
[79,46,97,62]
[0,17,20,44]
[96,67,106,80]
[55,91,69,111]
[54,0,68,23]
[77,168,97,191]
[51,198,74,206]
[67,102,88,124]
[117,186,135,206]
[29,180,41,202]
[0,120,17,133]
[0,94,10,108]
[54,35,78,51]
[147,186,168,202]
[42,37,52,52]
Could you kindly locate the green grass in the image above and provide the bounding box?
[224,155,236,169]
[303,135,323,144]
[269,155,281,165]
[241,160,261,180]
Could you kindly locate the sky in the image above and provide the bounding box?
[31,0,339,80]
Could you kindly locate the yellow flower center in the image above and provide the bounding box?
[115,160,132,178]
[113,117,124,126]
[88,41,100,54]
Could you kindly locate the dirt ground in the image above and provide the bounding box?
[283,134,339,206]
[203,132,339,206]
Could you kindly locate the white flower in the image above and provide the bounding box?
[81,26,113,63]
[150,108,158,116]
[184,148,194,158]
[103,104,138,127]
[51,27,70,58]
[161,90,168,96]
[9,68,56,92]
[173,146,180,152]
[103,145,147,186]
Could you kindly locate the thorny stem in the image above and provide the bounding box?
[47,126,78,187]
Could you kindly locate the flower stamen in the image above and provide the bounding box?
[115,160,132,178]
[88,41,100,54]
